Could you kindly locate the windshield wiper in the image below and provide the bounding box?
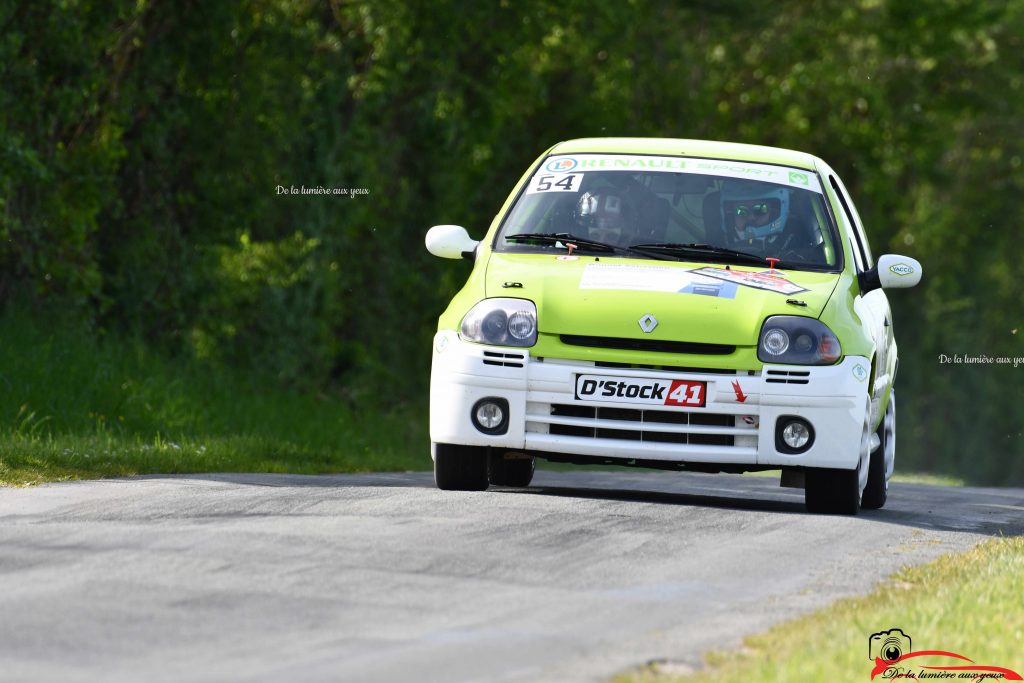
[505,233,672,260]
[628,242,767,266]
[506,232,615,252]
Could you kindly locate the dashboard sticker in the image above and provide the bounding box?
[688,267,808,295]
[579,263,737,298]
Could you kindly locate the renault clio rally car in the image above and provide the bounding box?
[425,138,921,515]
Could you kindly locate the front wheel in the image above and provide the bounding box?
[434,443,489,491]
[805,396,872,515]
[805,467,861,515]
[488,452,535,488]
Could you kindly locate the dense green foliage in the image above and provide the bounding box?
[2,1,1022,483]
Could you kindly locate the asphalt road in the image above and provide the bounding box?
[1,470,1022,683]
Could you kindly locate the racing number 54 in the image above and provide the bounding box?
[665,379,706,407]
[536,174,578,192]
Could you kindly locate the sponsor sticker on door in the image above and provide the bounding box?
[575,375,706,407]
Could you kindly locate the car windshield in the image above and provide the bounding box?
[496,154,841,271]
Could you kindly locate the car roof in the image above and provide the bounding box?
[548,137,820,171]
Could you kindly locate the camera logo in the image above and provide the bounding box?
[869,628,912,663]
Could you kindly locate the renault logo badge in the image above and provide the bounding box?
[638,314,658,333]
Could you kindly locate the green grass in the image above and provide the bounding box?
[618,535,1024,683]
[890,472,964,487]
[0,310,429,486]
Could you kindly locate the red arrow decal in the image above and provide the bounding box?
[732,380,747,403]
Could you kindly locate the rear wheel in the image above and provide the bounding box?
[434,443,489,491]
[862,391,895,510]
[488,452,535,488]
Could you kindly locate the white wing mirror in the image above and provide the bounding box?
[425,224,480,260]
[860,254,922,293]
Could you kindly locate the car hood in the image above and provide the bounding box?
[485,253,840,346]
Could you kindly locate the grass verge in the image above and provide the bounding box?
[618,535,1024,683]
[0,310,428,486]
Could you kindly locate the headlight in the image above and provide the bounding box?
[758,316,841,365]
[460,298,538,347]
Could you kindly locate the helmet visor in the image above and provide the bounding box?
[724,198,782,223]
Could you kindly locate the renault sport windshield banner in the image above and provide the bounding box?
[540,154,823,193]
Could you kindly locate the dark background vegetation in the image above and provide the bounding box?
[2,0,1022,484]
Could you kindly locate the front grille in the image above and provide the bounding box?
[544,404,742,446]
[765,369,810,384]
[482,350,525,368]
[560,334,735,356]
[593,361,742,375]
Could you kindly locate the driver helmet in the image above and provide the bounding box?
[576,191,634,244]
[720,181,790,241]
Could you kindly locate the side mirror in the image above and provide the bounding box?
[425,224,480,260]
[859,254,923,293]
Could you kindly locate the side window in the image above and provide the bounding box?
[829,174,874,270]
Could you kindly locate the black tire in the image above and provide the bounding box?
[805,467,861,515]
[488,452,535,488]
[434,443,489,491]
[862,392,895,510]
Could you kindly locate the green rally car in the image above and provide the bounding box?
[425,138,921,515]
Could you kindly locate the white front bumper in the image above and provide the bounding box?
[429,331,871,470]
